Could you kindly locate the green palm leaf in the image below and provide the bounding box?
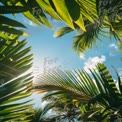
[35,70,95,102]
[73,21,102,53]
[0,14,28,36]
[0,35,33,121]
[0,6,29,14]
[54,26,73,38]
[35,63,122,121]
[49,0,75,29]
[0,15,26,28]
[0,25,27,36]
[19,0,53,28]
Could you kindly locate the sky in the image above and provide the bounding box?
[21,16,122,78]
[11,14,122,108]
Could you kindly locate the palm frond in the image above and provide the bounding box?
[0,6,29,14]
[35,63,122,121]
[54,26,73,38]
[35,70,95,102]
[0,15,26,28]
[73,21,102,53]
[19,0,53,28]
[0,35,33,121]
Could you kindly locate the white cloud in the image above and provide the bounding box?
[80,54,85,60]
[109,43,118,51]
[84,55,106,73]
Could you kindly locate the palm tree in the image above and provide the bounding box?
[34,63,122,121]
[0,1,122,121]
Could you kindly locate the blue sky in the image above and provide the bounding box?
[21,15,122,80]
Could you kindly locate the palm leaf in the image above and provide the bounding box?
[0,15,26,28]
[35,63,122,121]
[54,26,73,38]
[19,0,53,28]
[49,0,75,29]
[0,35,33,121]
[35,70,92,102]
[97,63,121,106]
[73,21,102,53]
[0,6,29,14]
[0,25,27,36]
[36,0,61,21]
[34,67,105,102]
[0,13,27,36]
[87,64,122,121]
